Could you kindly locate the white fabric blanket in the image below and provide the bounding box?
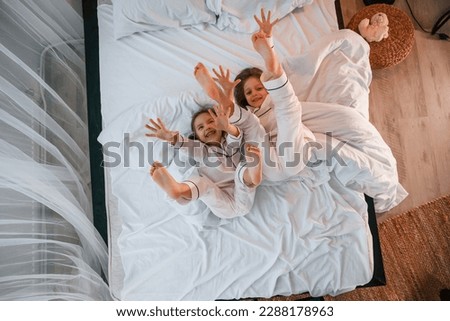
[98,27,407,300]
[284,29,407,213]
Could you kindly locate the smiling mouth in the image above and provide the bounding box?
[205,129,216,138]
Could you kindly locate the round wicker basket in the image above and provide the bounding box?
[347,4,415,69]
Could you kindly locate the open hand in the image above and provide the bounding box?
[208,105,230,132]
[145,118,178,144]
[212,65,241,99]
[254,8,279,37]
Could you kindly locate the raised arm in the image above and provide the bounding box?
[251,8,283,80]
[252,31,283,80]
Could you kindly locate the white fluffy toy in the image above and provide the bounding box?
[358,12,389,42]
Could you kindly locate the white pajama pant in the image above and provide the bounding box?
[264,76,312,181]
[178,162,256,219]
[235,73,315,182]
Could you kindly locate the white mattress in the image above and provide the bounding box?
[97,0,407,300]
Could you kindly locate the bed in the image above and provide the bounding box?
[93,0,407,300]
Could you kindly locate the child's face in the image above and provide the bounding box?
[244,76,268,108]
[193,112,223,144]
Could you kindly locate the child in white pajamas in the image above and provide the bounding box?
[229,10,406,211]
[223,10,316,182]
[145,64,264,219]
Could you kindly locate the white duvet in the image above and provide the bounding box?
[97,1,407,300]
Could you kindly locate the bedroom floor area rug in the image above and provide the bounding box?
[325,194,450,301]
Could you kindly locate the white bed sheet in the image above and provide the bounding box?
[97,0,406,300]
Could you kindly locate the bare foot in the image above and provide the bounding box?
[150,162,187,200]
[251,32,282,79]
[194,63,224,103]
[242,144,263,188]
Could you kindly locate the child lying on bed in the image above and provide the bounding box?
[215,9,316,182]
[224,9,406,212]
[144,64,264,219]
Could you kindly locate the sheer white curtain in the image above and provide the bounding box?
[0,0,110,300]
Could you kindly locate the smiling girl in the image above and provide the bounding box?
[224,10,316,181]
[144,64,263,219]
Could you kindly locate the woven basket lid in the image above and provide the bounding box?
[347,4,415,69]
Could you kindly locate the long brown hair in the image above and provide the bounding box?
[234,67,263,108]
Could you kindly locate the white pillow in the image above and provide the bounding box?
[206,0,313,33]
[112,0,218,39]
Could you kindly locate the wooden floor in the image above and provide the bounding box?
[340,0,450,222]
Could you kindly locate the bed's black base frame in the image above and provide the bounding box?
[83,0,385,296]
[363,195,386,287]
[335,0,345,29]
[83,0,108,243]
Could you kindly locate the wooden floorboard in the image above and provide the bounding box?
[340,0,450,222]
